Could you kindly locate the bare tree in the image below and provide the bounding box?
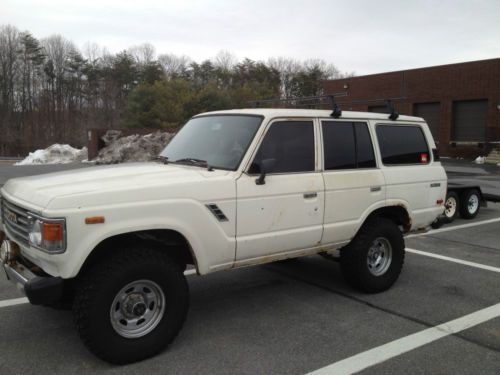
[82,41,105,65]
[213,50,237,71]
[158,53,191,79]
[128,43,156,65]
[267,57,302,98]
[0,25,21,111]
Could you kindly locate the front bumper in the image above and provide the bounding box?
[1,235,64,305]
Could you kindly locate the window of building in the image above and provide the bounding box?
[322,121,376,170]
[376,125,430,165]
[249,121,315,174]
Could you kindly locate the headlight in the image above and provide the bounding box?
[29,219,43,246]
[28,215,66,253]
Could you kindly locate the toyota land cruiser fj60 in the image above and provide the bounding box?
[0,108,447,363]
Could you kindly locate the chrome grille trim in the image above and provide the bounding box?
[1,197,30,246]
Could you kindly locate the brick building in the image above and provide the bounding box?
[322,58,500,158]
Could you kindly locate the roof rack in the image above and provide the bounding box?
[335,96,407,121]
[247,94,406,121]
[247,92,347,119]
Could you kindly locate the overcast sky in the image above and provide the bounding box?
[1,0,499,75]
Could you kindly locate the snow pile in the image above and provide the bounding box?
[474,156,485,164]
[16,144,88,165]
[93,130,174,164]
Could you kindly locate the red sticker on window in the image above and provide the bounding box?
[420,153,428,164]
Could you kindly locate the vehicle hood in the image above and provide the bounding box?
[1,163,232,211]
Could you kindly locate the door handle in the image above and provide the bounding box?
[370,186,381,192]
[303,192,318,199]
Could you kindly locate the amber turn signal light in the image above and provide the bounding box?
[85,216,105,225]
[43,223,64,242]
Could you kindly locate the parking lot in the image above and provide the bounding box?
[1,162,499,374]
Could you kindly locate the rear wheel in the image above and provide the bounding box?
[459,189,480,219]
[73,245,189,364]
[444,191,459,222]
[340,218,405,293]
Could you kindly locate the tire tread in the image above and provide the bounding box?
[73,245,188,364]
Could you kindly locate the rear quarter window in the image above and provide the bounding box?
[376,125,430,165]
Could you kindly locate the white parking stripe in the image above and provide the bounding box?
[307,303,500,375]
[406,248,500,273]
[0,297,28,308]
[407,217,500,238]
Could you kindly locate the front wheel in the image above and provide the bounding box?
[340,218,405,293]
[73,246,189,364]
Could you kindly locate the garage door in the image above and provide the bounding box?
[453,100,488,142]
[414,102,440,140]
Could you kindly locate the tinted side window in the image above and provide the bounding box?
[355,122,376,168]
[322,121,376,170]
[323,122,356,170]
[376,125,430,165]
[249,121,314,174]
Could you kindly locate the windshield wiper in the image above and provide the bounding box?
[155,156,169,164]
[174,158,209,167]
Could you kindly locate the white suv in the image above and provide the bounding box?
[0,108,447,363]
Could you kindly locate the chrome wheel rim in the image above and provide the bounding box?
[367,237,393,276]
[467,194,479,214]
[445,196,457,218]
[110,280,165,338]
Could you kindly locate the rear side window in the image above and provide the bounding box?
[249,121,315,174]
[322,121,376,170]
[376,125,430,165]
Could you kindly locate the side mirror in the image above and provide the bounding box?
[255,158,276,185]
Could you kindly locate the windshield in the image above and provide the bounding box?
[160,115,262,170]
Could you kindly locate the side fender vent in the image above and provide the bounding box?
[206,204,229,222]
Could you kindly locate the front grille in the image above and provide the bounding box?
[1,196,30,246]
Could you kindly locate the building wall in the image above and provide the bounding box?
[323,58,500,158]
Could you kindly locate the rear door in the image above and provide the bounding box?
[235,119,324,262]
[321,120,385,244]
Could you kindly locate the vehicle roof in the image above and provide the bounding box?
[198,108,425,122]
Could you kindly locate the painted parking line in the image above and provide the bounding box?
[406,248,500,274]
[406,217,500,239]
[307,302,500,375]
[0,297,28,308]
[0,269,197,309]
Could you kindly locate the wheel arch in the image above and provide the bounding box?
[363,205,412,233]
[77,229,198,278]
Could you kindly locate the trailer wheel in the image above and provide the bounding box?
[444,191,459,221]
[459,189,480,219]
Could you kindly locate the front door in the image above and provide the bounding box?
[235,120,324,263]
